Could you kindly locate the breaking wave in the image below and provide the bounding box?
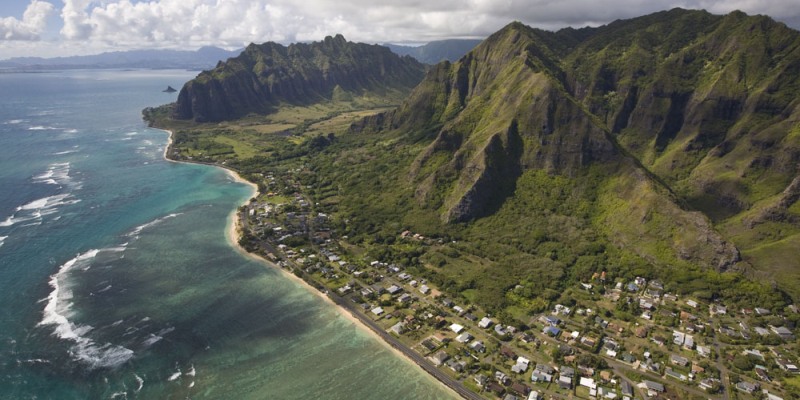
[38,213,184,370]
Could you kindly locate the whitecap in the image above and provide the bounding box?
[185,364,196,377]
[1,192,81,228]
[39,249,135,370]
[189,381,195,388]
[0,236,7,248]
[141,334,163,347]
[96,285,112,294]
[28,126,58,131]
[64,129,78,134]
[127,213,183,237]
[167,370,181,381]
[6,119,24,124]
[134,374,144,392]
[53,150,79,155]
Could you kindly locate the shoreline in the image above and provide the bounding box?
[154,127,463,399]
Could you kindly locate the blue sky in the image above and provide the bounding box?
[1,0,800,60]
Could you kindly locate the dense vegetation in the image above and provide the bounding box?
[149,9,800,323]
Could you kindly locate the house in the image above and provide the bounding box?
[464,313,478,322]
[670,354,689,367]
[672,331,685,345]
[512,356,531,374]
[709,304,727,315]
[686,299,698,308]
[495,324,508,336]
[419,285,430,295]
[429,350,449,366]
[470,340,486,353]
[397,293,412,303]
[579,377,596,390]
[474,374,489,387]
[453,305,465,315]
[696,345,711,357]
[771,325,794,340]
[699,378,719,391]
[511,382,531,396]
[560,366,575,378]
[640,380,664,394]
[635,326,648,338]
[736,381,759,394]
[455,332,473,344]
[542,315,561,326]
[543,326,561,337]
[755,365,770,381]
[776,358,799,373]
[503,394,519,400]
[387,285,402,295]
[683,335,694,350]
[665,368,687,381]
[754,326,770,336]
[621,381,634,397]
[496,371,511,385]
[479,317,494,329]
[531,364,555,383]
[450,323,465,334]
[557,375,572,390]
[487,382,506,396]
[371,306,384,316]
[447,359,467,373]
[755,307,771,315]
[390,322,405,335]
[528,391,541,400]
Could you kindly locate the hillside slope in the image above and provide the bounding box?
[173,35,425,122]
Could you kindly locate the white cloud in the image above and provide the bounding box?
[3,0,800,57]
[0,0,55,40]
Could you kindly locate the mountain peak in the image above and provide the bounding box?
[173,36,425,122]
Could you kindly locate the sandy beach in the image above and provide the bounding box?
[157,127,460,398]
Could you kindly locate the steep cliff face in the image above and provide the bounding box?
[173,35,425,122]
[351,13,800,272]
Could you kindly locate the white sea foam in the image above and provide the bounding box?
[33,162,78,188]
[167,371,181,381]
[28,125,58,131]
[39,249,135,370]
[142,334,163,347]
[6,119,24,124]
[134,374,144,392]
[53,150,79,155]
[64,129,78,134]
[185,364,196,377]
[0,236,8,248]
[127,213,182,238]
[189,381,195,388]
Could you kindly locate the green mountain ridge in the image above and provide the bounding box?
[347,9,800,299]
[152,8,800,309]
[173,34,426,122]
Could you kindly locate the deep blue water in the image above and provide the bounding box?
[0,70,454,399]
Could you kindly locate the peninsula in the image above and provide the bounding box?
[146,11,800,400]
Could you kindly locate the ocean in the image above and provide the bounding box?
[0,69,455,399]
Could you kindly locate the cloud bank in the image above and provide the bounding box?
[1,0,800,57]
[0,0,55,40]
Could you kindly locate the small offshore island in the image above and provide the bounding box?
[146,10,800,400]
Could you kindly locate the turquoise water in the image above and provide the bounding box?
[0,70,455,399]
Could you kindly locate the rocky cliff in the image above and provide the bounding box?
[352,10,800,274]
[173,35,426,122]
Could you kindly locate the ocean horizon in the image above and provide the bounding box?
[0,69,455,399]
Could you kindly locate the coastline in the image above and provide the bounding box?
[155,127,463,399]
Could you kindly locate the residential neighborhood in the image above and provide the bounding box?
[237,169,800,400]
